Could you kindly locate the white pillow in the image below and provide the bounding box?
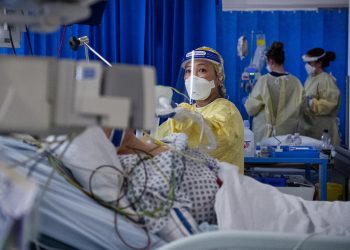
[58,126,124,203]
[261,135,322,149]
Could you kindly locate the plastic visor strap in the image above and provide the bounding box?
[189,50,195,104]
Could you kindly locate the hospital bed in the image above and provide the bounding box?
[1,135,350,250]
[156,230,350,250]
[0,136,165,250]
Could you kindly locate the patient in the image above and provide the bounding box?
[106,129,220,236]
[60,126,350,242]
[108,129,350,237]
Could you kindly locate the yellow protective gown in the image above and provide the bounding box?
[156,98,244,173]
[301,72,340,145]
[244,73,304,143]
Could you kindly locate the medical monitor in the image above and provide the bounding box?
[0,56,156,136]
[76,0,107,25]
[102,64,157,130]
[0,8,22,48]
[0,25,21,48]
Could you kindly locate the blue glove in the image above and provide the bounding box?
[306,96,313,107]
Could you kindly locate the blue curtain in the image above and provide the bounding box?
[0,0,217,90]
[217,9,348,144]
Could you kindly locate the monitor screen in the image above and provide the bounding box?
[0,24,21,48]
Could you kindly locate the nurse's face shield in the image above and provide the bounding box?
[179,49,223,104]
[302,52,326,63]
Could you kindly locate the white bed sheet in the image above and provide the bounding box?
[216,162,350,236]
[0,136,165,250]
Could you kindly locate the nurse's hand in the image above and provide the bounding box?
[306,96,313,108]
[173,107,193,122]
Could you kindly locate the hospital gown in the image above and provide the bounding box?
[118,133,220,233]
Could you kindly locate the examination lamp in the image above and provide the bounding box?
[69,35,112,67]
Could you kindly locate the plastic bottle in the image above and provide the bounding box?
[293,133,302,146]
[243,120,255,157]
[321,129,331,150]
[255,142,261,157]
[284,134,293,146]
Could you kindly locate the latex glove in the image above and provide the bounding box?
[156,108,175,119]
[156,97,177,119]
[173,107,193,122]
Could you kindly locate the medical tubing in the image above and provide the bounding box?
[111,150,182,250]
[46,149,139,217]
[35,136,75,207]
[114,210,151,250]
[57,25,67,57]
[273,134,282,145]
[100,147,178,219]
[88,164,127,204]
[8,25,16,55]
[25,134,69,177]
[19,10,34,55]
[126,150,177,218]
[25,25,33,55]
[170,87,191,102]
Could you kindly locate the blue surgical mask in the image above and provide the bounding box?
[266,64,272,73]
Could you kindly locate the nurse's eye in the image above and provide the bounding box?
[198,68,207,73]
[185,69,191,74]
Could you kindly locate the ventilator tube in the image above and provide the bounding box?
[243,120,255,157]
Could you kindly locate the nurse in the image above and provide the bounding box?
[156,46,244,173]
[244,41,304,143]
[301,48,340,145]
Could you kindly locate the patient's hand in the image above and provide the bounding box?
[117,130,168,156]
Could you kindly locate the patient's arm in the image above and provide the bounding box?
[103,128,167,156]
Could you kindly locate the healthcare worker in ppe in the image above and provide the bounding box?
[156,46,244,173]
[301,48,340,145]
[244,42,304,143]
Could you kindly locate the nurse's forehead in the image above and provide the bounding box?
[185,60,212,68]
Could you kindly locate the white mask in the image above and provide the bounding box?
[305,63,316,75]
[185,75,215,101]
[266,64,272,73]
